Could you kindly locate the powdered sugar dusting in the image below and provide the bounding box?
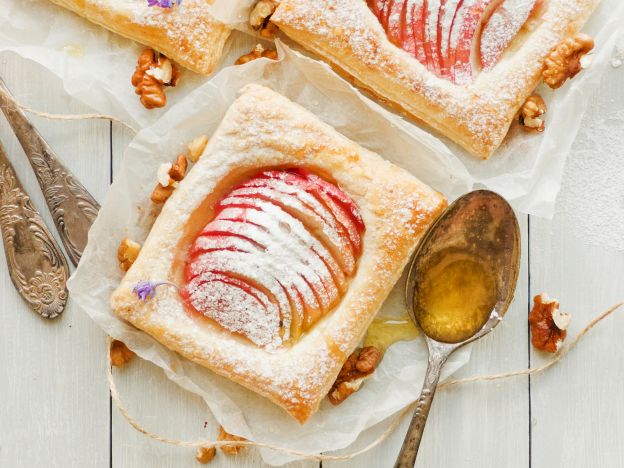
[184,170,365,349]
[480,0,538,69]
[273,0,596,157]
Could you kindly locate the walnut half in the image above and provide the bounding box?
[249,0,278,38]
[131,49,181,109]
[235,44,278,65]
[117,238,141,271]
[520,94,547,132]
[218,426,247,456]
[528,293,571,353]
[328,346,381,405]
[195,446,216,464]
[543,33,594,89]
[151,154,188,204]
[110,339,134,367]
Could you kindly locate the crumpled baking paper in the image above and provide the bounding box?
[67,42,473,465]
[1,0,622,216]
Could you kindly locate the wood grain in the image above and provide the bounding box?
[0,54,110,467]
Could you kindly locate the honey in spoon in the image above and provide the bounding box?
[414,250,498,343]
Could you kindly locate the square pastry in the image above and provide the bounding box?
[47,0,231,74]
[111,84,446,422]
[272,0,599,159]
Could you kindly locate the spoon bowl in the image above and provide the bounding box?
[394,190,520,468]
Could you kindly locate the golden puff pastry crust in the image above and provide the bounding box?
[47,0,231,74]
[110,84,446,422]
[272,0,600,159]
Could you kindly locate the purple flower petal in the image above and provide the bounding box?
[147,0,182,7]
[132,280,176,302]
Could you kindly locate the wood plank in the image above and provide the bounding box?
[0,53,110,467]
[326,216,531,468]
[529,69,624,468]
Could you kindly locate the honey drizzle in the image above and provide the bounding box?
[364,315,419,353]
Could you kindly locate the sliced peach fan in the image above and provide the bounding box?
[181,168,365,349]
[367,0,541,84]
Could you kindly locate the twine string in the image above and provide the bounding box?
[0,87,138,133]
[107,302,622,461]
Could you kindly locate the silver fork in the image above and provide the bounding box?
[0,78,100,267]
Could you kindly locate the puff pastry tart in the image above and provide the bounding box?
[46,0,231,74]
[272,0,600,159]
[110,84,446,422]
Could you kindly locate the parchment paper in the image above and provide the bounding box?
[67,43,472,465]
[1,0,622,216]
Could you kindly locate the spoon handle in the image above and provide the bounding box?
[0,140,69,319]
[394,352,446,468]
[0,78,100,267]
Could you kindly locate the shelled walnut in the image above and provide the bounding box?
[528,293,571,353]
[328,346,381,405]
[218,426,247,455]
[235,44,278,65]
[187,135,209,163]
[117,238,141,271]
[151,154,188,204]
[543,33,594,89]
[131,49,180,109]
[520,95,547,132]
[110,339,134,367]
[250,0,278,38]
[195,446,216,464]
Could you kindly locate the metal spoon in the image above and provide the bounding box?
[394,190,521,468]
[0,77,100,266]
[0,140,69,319]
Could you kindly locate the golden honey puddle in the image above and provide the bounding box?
[364,315,420,353]
[414,253,497,344]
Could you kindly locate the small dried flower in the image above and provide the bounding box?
[132,280,176,302]
[147,0,182,7]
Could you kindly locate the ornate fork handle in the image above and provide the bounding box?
[0,78,100,266]
[0,141,69,319]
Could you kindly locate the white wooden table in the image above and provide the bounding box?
[0,49,623,468]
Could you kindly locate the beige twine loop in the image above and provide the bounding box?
[0,88,138,133]
[107,302,622,461]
